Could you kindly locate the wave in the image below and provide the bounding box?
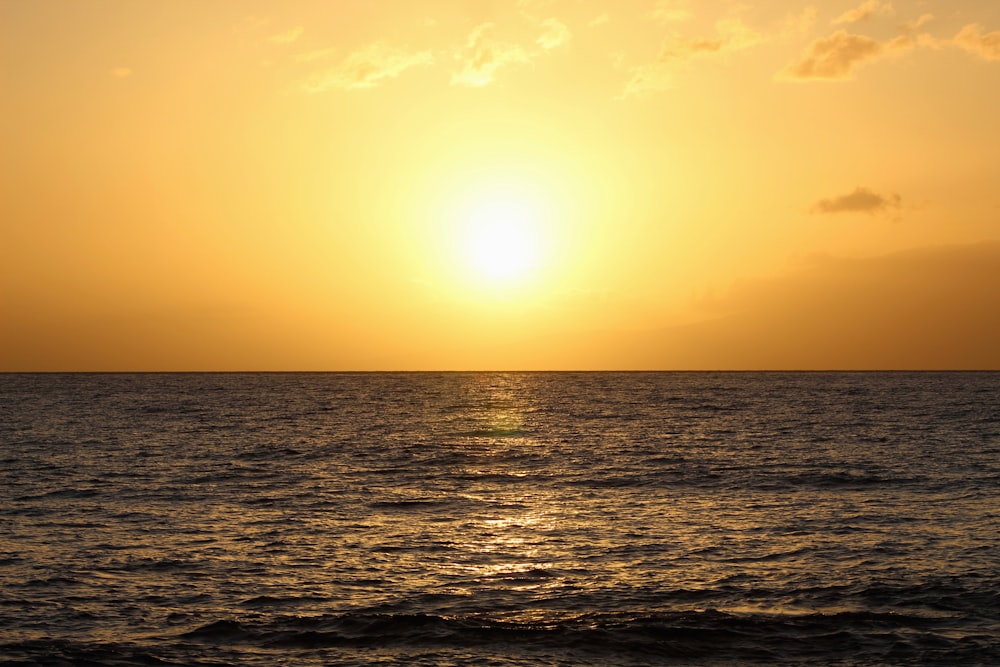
[5,372,1000,666]
[451,428,529,438]
[163,609,1000,663]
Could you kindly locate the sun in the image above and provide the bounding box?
[456,186,547,286]
[464,199,541,281]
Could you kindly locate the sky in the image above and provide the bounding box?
[2,0,999,370]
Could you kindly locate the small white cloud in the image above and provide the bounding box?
[537,17,571,50]
[451,23,531,87]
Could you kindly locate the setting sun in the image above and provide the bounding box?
[3,3,1000,664]
[2,0,999,371]
[460,193,544,284]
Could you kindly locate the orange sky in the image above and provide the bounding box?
[2,0,999,370]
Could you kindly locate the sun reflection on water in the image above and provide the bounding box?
[439,374,577,597]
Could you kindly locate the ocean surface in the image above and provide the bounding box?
[1,372,998,666]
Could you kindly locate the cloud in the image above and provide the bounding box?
[832,0,893,26]
[110,67,132,78]
[779,29,915,80]
[623,17,764,96]
[300,42,433,92]
[812,187,902,217]
[592,242,1000,370]
[622,62,677,97]
[268,26,303,45]
[900,13,934,35]
[953,24,1000,61]
[781,7,819,37]
[652,1,692,25]
[664,17,764,60]
[537,17,571,50]
[589,13,609,27]
[451,23,530,87]
[295,47,336,63]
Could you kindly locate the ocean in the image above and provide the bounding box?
[1,372,998,665]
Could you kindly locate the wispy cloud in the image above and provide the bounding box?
[300,42,433,92]
[622,62,676,97]
[781,7,819,37]
[294,47,336,63]
[623,17,764,96]
[662,17,763,60]
[589,13,609,28]
[234,15,269,33]
[812,187,902,217]
[832,0,893,26]
[953,24,1000,61]
[781,30,883,80]
[110,66,132,79]
[537,17,571,50]
[619,242,1000,370]
[652,0,692,25]
[779,29,917,81]
[899,13,934,35]
[268,26,304,45]
[451,23,530,87]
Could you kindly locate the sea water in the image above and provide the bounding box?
[1,372,998,665]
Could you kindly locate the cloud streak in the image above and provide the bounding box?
[300,42,433,92]
[624,17,764,96]
[295,47,336,63]
[832,0,893,26]
[268,26,304,45]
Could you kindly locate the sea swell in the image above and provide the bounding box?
[3,608,996,666]
[2,371,999,666]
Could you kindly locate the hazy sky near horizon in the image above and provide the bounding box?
[3,0,999,370]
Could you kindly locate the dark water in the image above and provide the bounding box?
[1,372,998,666]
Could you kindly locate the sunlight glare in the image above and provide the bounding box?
[464,197,542,282]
